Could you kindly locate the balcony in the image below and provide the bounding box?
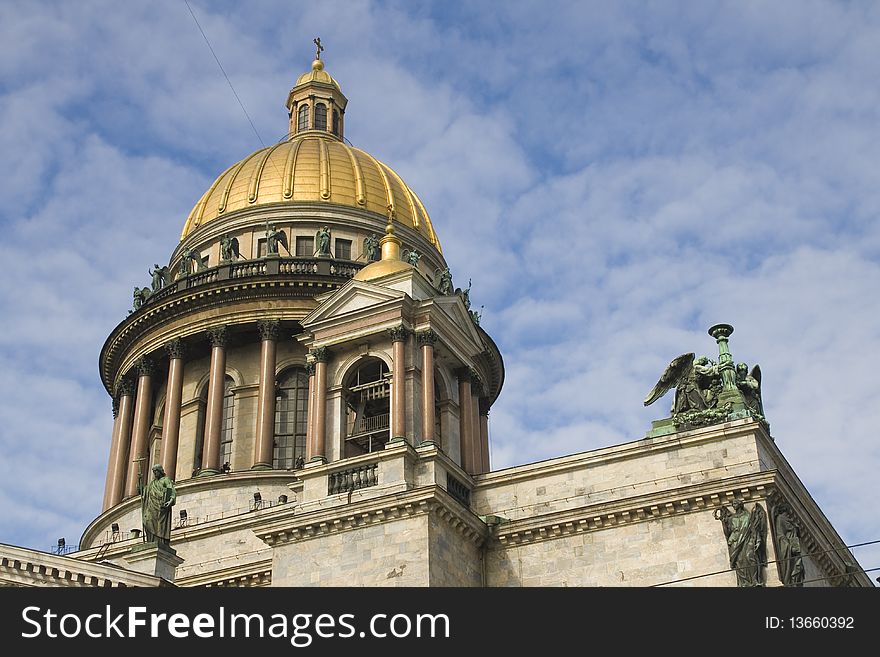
[136,256,365,311]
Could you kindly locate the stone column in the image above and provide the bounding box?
[103,379,134,510]
[457,368,474,474]
[417,330,438,445]
[309,347,328,463]
[479,398,491,474]
[253,320,280,470]
[388,326,409,441]
[160,339,185,480]
[470,372,484,475]
[124,358,155,498]
[200,325,228,476]
[305,361,315,459]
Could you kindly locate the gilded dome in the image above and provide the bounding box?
[181,133,440,252]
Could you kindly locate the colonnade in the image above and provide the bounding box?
[101,324,490,511]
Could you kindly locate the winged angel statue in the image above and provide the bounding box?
[644,352,765,427]
[643,353,720,415]
[220,234,241,262]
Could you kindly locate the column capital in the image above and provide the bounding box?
[456,366,481,386]
[305,361,316,376]
[114,377,136,398]
[310,346,329,363]
[479,397,491,416]
[111,395,120,418]
[136,357,154,378]
[165,337,186,360]
[207,325,229,348]
[416,329,438,347]
[257,319,281,342]
[387,325,410,343]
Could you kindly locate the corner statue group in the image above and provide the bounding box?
[141,464,177,545]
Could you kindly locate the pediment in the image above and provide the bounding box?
[302,280,406,326]
[431,294,483,345]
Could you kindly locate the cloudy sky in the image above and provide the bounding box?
[1,0,877,581]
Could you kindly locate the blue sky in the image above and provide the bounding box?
[1,0,878,581]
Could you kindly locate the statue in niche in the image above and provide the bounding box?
[148,264,170,292]
[771,503,805,587]
[736,362,764,417]
[363,234,380,262]
[220,234,241,262]
[266,223,289,256]
[435,267,453,295]
[315,225,332,256]
[402,248,421,267]
[644,353,721,415]
[140,464,177,546]
[714,500,767,587]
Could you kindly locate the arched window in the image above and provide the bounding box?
[314,103,327,131]
[297,104,309,132]
[220,376,235,469]
[344,358,390,457]
[274,368,309,469]
[332,109,340,135]
[193,375,235,474]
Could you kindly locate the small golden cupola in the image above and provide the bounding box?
[286,37,348,140]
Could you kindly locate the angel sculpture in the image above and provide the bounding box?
[266,223,289,255]
[148,264,169,292]
[435,267,453,295]
[736,362,764,417]
[315,225,331,256]
[363,234,380,262]
[643,353,720,415]
[178,248,206,277]
[402,248,421,266]
[132,286,152,312]
[220,234,240,262]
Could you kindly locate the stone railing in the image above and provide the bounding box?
[328,462,379,495]
[446,474,471,507]
[131,257,365,314]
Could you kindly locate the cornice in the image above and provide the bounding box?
[493,471,776,547]
[256,485,488,548]
[177,559,273,588]
[101,278,328,392]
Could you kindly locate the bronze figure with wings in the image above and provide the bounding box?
[644,352,720,415]
[266,223,289,255]
[220,234,241,262]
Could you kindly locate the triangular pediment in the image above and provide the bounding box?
[431,294,483,345]
[302,280,407,326]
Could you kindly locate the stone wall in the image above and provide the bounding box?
[271,515,430,586]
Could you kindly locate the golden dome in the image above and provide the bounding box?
[295,59,340,89]
[181,133,440,252]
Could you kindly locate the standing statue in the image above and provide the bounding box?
[266,223,289,255]
[714,500,767,587]
[771,503,805,587]
[435,267,453,295]
[148,264,169,292]
[644,353,720,415]
[363,234,380,262]
[178,247,206,277]
[315,225,331,256]
[220,234,241,262]
[736,362,764,417]
[140,464,177,546]
[402,248,421,267]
